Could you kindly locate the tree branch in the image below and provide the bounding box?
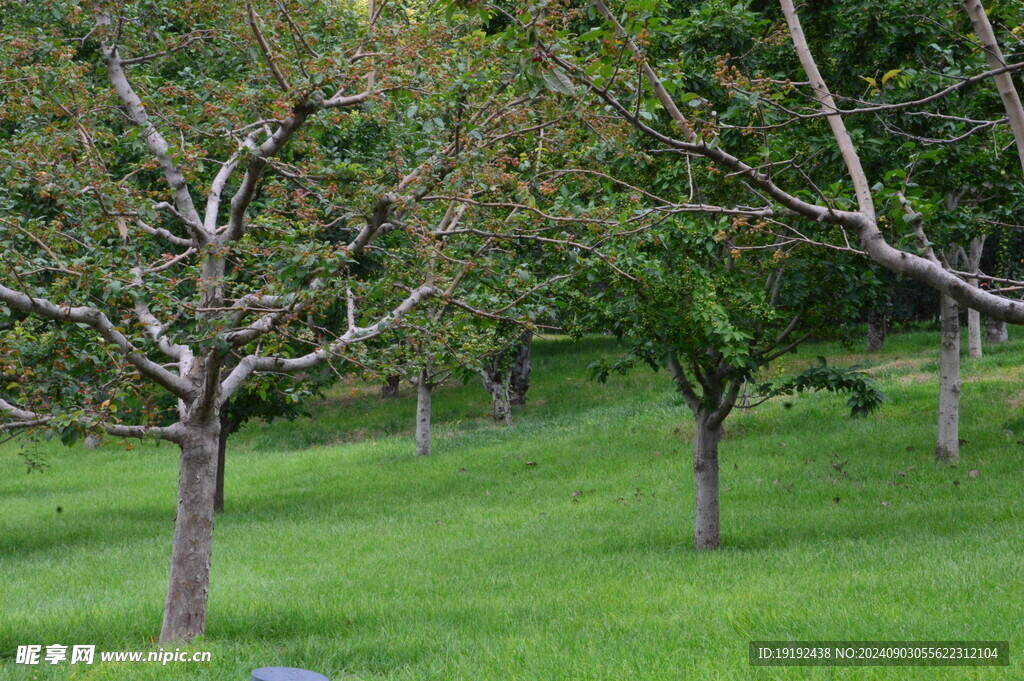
[102,46,208,244]
[963,0,1024,174]
[218,283,438,402]
[0,283,194,398]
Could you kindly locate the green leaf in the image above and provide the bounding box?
[542,67,575,96]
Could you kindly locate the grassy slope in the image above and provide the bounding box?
[1,330,1022,680]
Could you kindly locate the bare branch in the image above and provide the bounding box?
[591,0,697,142]
[963,0,1024,174]
[102,46,208,244]
[134,217,195,248]
[0,283,194,398]
[218,283,438,402]
[247,2,291,92]
[130,267,188,361]
[780,0,875,219]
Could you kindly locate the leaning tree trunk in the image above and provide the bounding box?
[381,374,400,399]
[160,420,219,643]
[415,371,432,457]
[936,294,961,463]
[866,308,886,352]
[985,316,1009,344]
[509,331,533,406]
[693,411,722,550]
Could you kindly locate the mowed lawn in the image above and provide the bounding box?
[1,330,1022,680]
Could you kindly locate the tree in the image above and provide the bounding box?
[476,325,534,425]
[521,0,1024,467]
[0,0,551,641]
[582,207,883,549]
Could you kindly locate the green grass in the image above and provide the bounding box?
[1,330,1023,680]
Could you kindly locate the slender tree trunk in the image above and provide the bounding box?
[936,294,961,463]
[967,308,982,358]
[214,428,227,515]
[509,331,533,406]
[214,415,241,514]
[866,308,886,352]
[381,374,400,399]
[160,421,219,643]
[985,316,1008,344]
[693,411,721,550]
[415,372,432,457]
[965,237,985,359]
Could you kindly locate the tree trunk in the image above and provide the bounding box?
[415,372,432,457]
[965,236,985,359]
[866,308,886,352]
[985,316,1009,344]
[214,415,241,514]
[381,374,400,399]
[214,428,227,515]
[485,380,513,426]
[160,422,219,643]
[967,308,983,358]
[509,331,533,406]
[693,412,721,550]
[936,294,961,463]
[480,350,513,426]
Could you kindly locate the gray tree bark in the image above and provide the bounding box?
[963,0,1024,176]
[866,309,886,352]
[985,316,1009,344]
[667,354,737,551]
[966,308,983,358]
[936,294,961,463]
[965,237,985,359]
[509,331,533,406]
[160,421,219,643]
[693,412,722,550]
[482,375,513,426]
[381,374,400,399]
[415,370,432,457]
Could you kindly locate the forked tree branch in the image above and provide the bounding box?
[0,283,194,398]
[217,283,438,402]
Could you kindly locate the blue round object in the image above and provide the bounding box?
[251,667,330,681]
